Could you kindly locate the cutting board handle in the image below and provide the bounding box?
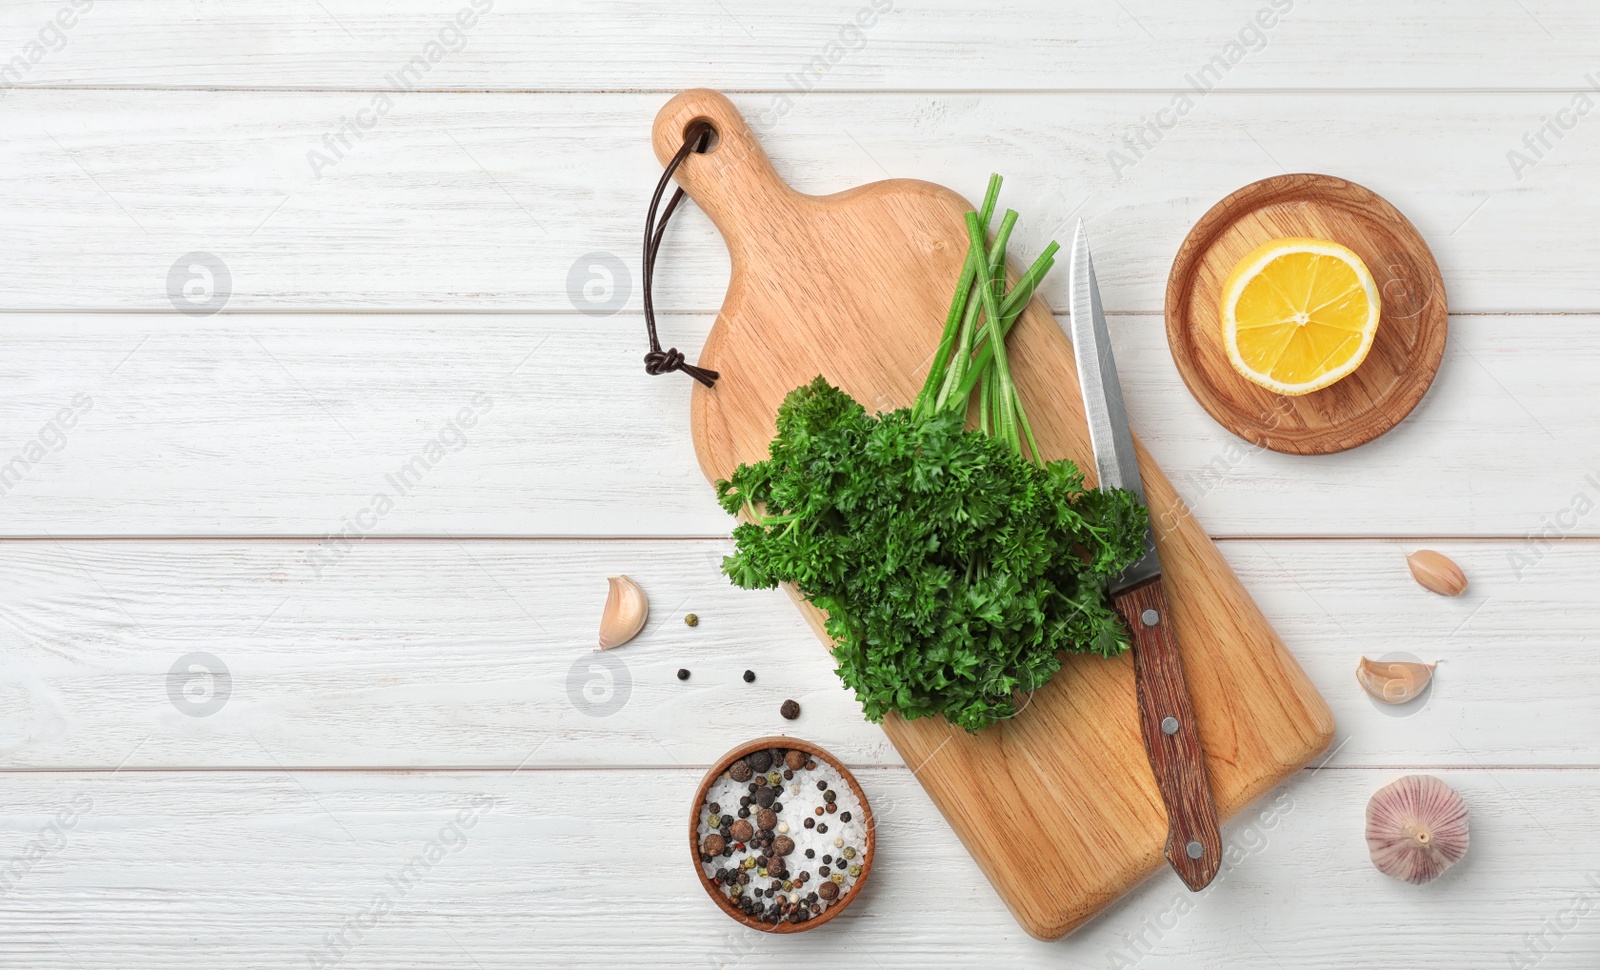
[652,89,797,251]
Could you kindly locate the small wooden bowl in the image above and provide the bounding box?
[1165,173,1448,455]
[689,736,875,932]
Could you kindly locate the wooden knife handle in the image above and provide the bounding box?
[1113,575,1222,891]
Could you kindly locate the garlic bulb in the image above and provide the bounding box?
[1357,657,1436,705]
[597,575,649,650]
[1366,775,1469,884]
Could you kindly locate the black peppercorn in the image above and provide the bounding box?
[804,817,815,829]
[755,788,775,808]
[743,669,755,683]
[805,848,815,858]
[817,823,828,834]
[817,781,828,791]
[783,769,794,780]
[737,807,749,819]
[780,699,801,720]
[739,796,751,807]
[819,865,830,876]
[709,802,720,814]
[747,750,773,773]
[840,811,851,822]
[729,761,753,783]
[823,854,832,864]
[823,789,836,803]
[771,802,783,813]
[677,668,690,681]
[804,759,816,771]
[825,803,837,815]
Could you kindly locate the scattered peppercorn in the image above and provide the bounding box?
[848,864,862,877]
[817,781,828,791]
[747,750,772,773]
[755,788,775,809]
[729,760,753,783]
[826,803,837,815]
[805,848,815,859]
[702,834,727,856]
[780,699,801,720]
[743,669,755,683]
[730,819,754,842]
[756,808,777,831]
[842,846,857,859]
[817,824,828,833]
[684,613,699,627]
[823,789,836,803]
[804,759,816,770]
[804,818,815,829]
[785,750,806,771]
[840,811,851,822]
[772,836,795,857]
[818,881,839,901]
[677,668,690,681]
[819,865,830,877]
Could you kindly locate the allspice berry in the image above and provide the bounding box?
[818,881,839,901]
[730,819,754,842]
[772,835,795,857]
[785,750,806,771]
[729,760,753,783]
[702,834,727,856]
[756,808,778,831]
[747,750,773,773]
[780,699,801,720]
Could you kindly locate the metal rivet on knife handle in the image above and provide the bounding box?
[1161,716,1179,736]
[1141,608,1159,627]
[1186,840,1204,860]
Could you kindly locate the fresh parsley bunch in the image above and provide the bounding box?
[717,177,1149,732]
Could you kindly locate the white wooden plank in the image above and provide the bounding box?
[1,537,1594,770]
[3,91,1598,312]
[1,0,1595,91]
[0,313,1590,538]
[0,767,1589,967]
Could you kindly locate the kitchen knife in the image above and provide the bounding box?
[1066,221,1222,891]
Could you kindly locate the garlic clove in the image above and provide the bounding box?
[1407,550,1468,596]
[1357,657,1436,705]
[597,575,649,650]
[1366,774,1469,884]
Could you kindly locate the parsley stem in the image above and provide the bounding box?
[915,175,1003,419]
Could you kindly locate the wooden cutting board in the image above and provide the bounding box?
[654,90,1335,940]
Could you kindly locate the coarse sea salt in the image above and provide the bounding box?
[696,746,867,921]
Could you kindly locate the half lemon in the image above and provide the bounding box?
[1220,237,1381,396]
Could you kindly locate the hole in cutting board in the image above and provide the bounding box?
[685,119,721,154]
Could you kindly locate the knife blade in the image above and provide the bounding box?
[1066,221,1222,891]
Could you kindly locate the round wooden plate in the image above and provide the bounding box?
[689,736,874,933]
[1165,173,1448,455]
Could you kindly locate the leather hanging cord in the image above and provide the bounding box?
[642,121,720,388]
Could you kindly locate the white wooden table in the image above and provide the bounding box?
[1,2,1595,966]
